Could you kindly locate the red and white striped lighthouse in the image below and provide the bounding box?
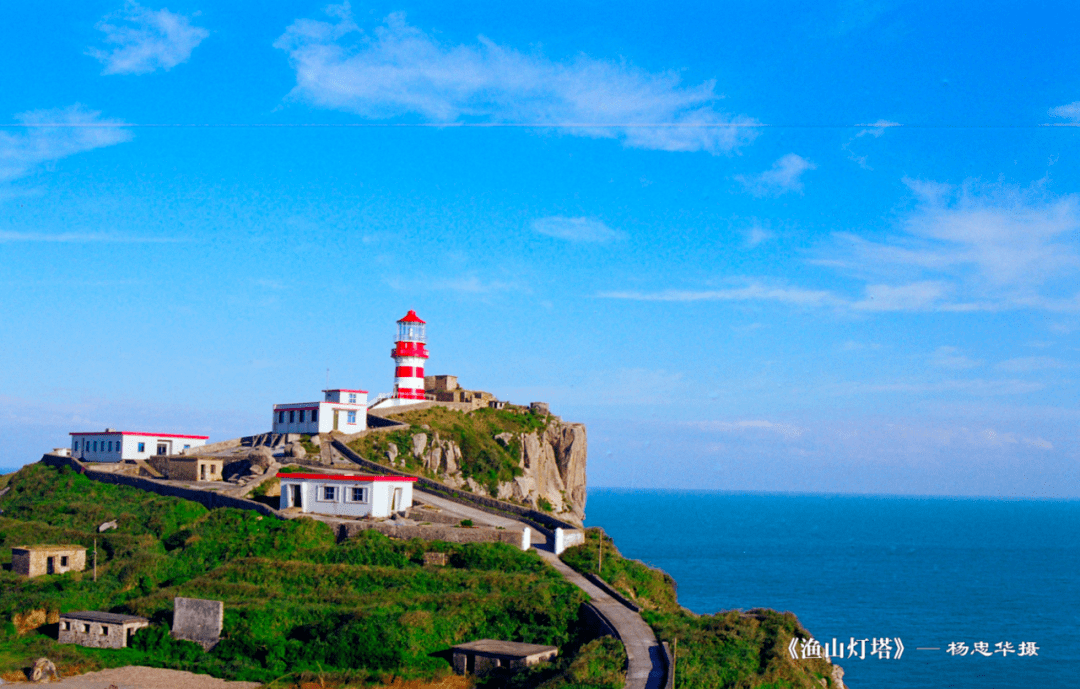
[392,310,428,401]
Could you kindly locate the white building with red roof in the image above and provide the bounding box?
[70,429,209,462]
[272,388,368,435]
[278,473,417,518]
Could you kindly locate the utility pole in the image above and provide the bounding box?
[93,538,97,582]
[597,528,603,574]
[672,637,677,688]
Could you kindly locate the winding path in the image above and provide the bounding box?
[413,488,667,689]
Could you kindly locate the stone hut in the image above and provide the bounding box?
[147,455,224,481]
[451,639,558,676]
[59,611,149,649]
[11,545,86,578]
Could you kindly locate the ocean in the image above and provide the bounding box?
[584,489,1080,689]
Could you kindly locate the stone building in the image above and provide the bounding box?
[146,455,224,481]
[451,639,558,676]
[58,611,149,649]
[424,375,498,408]
[11,545,86,577]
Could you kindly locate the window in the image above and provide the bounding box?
[347,411,357,424]
[299,410,305,422]
[107,441,112,451]
[349,393,357,403]
[82,624,91,633]
[72,439,78,450]
[138,442,145,452]
[183,444,190,450]
[93,441,98,451]
[210,464,216,474]
[61,621,69,631]
[289,410,295,423]
[101,625,109,636]
[322,486,336,501]
[60,556,68,567]
[157,444,167,455]
[311,409,318,422]
[350,487,368,502]
[278,410,285,423]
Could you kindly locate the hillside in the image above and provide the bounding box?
[561,529,848,689]
[349,406,587,524]
[0,464,615,688]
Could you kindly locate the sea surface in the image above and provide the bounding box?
[584,489,1080,689]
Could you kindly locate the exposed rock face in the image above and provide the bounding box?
[409,419,588,525]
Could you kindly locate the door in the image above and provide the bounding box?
[46,556,55,574]
[200,464,206,480]
[292,485,303,510]
[333,410,340,431]
[392,487,403,511]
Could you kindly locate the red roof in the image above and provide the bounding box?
[69,431,210,439]
[397,309,425,324]
[279,473,418,482]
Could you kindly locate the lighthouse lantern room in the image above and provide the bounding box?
[392,310,429,401]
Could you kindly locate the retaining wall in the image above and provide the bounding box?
[331,440,582,537]
[39,455,281,519]
[186,438,242,455]
[579,602,620,642]
[585,573,642,613]
[662,641,675,689]
[337,521,530,550]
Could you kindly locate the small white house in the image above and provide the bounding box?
[278,473,417,518]
[70,429,209,463]
[273,389,368,435]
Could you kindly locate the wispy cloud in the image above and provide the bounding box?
[994,356,1066,373]
[1049,101,1080,122]
[743,223,774,248]
[821,179,1080,311]
[929,346,984,370]
[735,153,815,196]
[843,119,900,169]
[0,105,131,184]
[687,419,806,440]
[88,1,209,75]
[532,216,624,243]
[600,282,838,307]
[0,231,182,244]
[851,281,949,311]
[274,5,758,154]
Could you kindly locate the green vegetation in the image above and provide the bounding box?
[561,529,840,689]
[0,464,602,686]
[493,636,626,689]
[349,407,549,496]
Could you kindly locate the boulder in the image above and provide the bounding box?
[30,657,59,683]
[284,443,306,459]
[248,464,265,476]
[411,433,428,458]
[386,443,399,465]
[97,520,118,533]
[530,402,550,416]
[248,447,273,466]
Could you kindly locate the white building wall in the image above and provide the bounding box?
[71,433,206,462]
[273,399,368,435]
[278,478,413,517]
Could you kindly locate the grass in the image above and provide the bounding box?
[348,407,550,496]
[0,463,604,686]
[560,528,841,689]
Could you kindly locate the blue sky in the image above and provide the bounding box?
[2,1,1079,497]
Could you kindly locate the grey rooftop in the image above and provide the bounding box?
[451,639,558,657]
[60,611,149,624]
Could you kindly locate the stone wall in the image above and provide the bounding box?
[337,521,531,550]
[186,437,242,455]
[172,597,224,650]
[39,454,281,520]
[331,440,581,537]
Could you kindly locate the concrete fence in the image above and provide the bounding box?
[662,641,675,689]
[584,573,642,613]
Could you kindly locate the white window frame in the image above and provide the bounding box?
[319,485,337,502]
[348,486,369,503]
[347,410,357,424]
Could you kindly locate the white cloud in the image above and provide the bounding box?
[929,346,984,370]
[600,282,838,307]
[821,179,1080,311]
[735,153,815,196]
[88,2,208,75]
[0,232,181,243]
[688,419,805,440]
[532,216,624,243]
[852,281,949,311]
[843,119,900,168]
[744,224,774,248]
[1049,101,1080,122]
[274,6,758,154]
[994,356,1066,373]
[0,105,131,184]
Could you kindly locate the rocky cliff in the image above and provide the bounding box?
[352,406,588,525]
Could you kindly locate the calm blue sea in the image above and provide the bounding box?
[585,489,1080,689]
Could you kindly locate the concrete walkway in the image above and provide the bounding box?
[413,487,665,689]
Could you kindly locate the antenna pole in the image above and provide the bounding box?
[93,538,97,582]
